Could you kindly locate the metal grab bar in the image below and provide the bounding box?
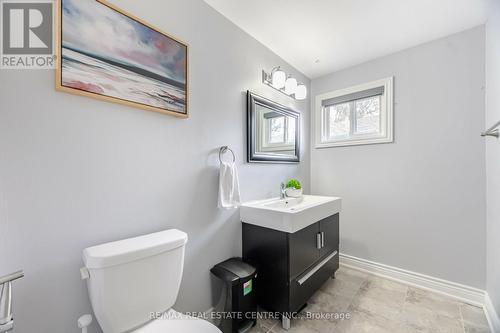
[0,270,24,333]
[481,120,500,138]
[0,271,24,286]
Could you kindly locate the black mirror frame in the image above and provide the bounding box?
[247,91,300,163]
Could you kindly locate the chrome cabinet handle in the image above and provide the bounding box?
[316,233,322,249]
[321,232,325,248]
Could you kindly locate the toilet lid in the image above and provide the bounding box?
[133,310,222,333]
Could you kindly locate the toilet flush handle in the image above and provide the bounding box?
[78,314,92,333]
[80,267,90,280]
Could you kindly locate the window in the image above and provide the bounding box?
[314,77,393,148]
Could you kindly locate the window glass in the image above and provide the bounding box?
[355,96,380,134]
[328,102,351,139]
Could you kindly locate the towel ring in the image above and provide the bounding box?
[219,146,235,163]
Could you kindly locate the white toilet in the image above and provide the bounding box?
[81,229,222,333]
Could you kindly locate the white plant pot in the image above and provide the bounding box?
[285,188,303,198]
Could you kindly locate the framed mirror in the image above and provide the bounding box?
[247,91,300,163]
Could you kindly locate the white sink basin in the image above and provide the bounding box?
[240,195,342,233]
[263,197,304,210]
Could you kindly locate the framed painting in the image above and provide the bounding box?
[56,0,189,117]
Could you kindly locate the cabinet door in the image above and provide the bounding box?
[319,214,339,258]
[288,222,320,279]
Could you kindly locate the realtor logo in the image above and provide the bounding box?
[1,0,55,69]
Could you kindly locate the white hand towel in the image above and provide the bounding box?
[218,161,241,209]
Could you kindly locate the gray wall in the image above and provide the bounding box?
[486,0,500,321]
[0,0,310,332]
[310,27,486,288]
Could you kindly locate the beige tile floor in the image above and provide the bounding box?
[249,266,491,333]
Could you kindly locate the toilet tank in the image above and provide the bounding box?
[82,229,188,333]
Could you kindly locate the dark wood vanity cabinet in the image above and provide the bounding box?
[242,214,339,314]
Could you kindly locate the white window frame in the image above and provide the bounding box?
[314,77,393,148]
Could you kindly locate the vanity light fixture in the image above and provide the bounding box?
[295,84,307,100]
[271,67,286,89]
[262,67,307,100]
[284,75,298,95]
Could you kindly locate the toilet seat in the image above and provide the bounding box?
[133,309,222,333]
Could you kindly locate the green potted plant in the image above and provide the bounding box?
[285,179,302,198]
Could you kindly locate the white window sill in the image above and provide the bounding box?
[315,135,393,148]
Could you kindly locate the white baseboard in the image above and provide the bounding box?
[339,253,500,332]
[484,293,500,333]
[339,253,485,306]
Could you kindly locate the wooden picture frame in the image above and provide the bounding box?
[56,0,189,118]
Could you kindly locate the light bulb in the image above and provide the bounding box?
[284,76,297,95]
[295,84,307,100]
[271,69,286,89]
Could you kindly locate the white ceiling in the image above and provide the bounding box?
[204,0,489,78]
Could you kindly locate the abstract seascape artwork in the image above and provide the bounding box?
[57,0,188,117]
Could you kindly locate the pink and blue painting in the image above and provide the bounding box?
[58,0,188,116]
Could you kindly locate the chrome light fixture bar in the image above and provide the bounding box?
[262,67,307,100]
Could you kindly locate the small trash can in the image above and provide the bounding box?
[211,257,257,333]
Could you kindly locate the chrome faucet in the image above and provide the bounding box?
[280,182,287,199]
[0,270,24,333]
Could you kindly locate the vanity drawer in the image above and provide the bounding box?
[289,250,338,312]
